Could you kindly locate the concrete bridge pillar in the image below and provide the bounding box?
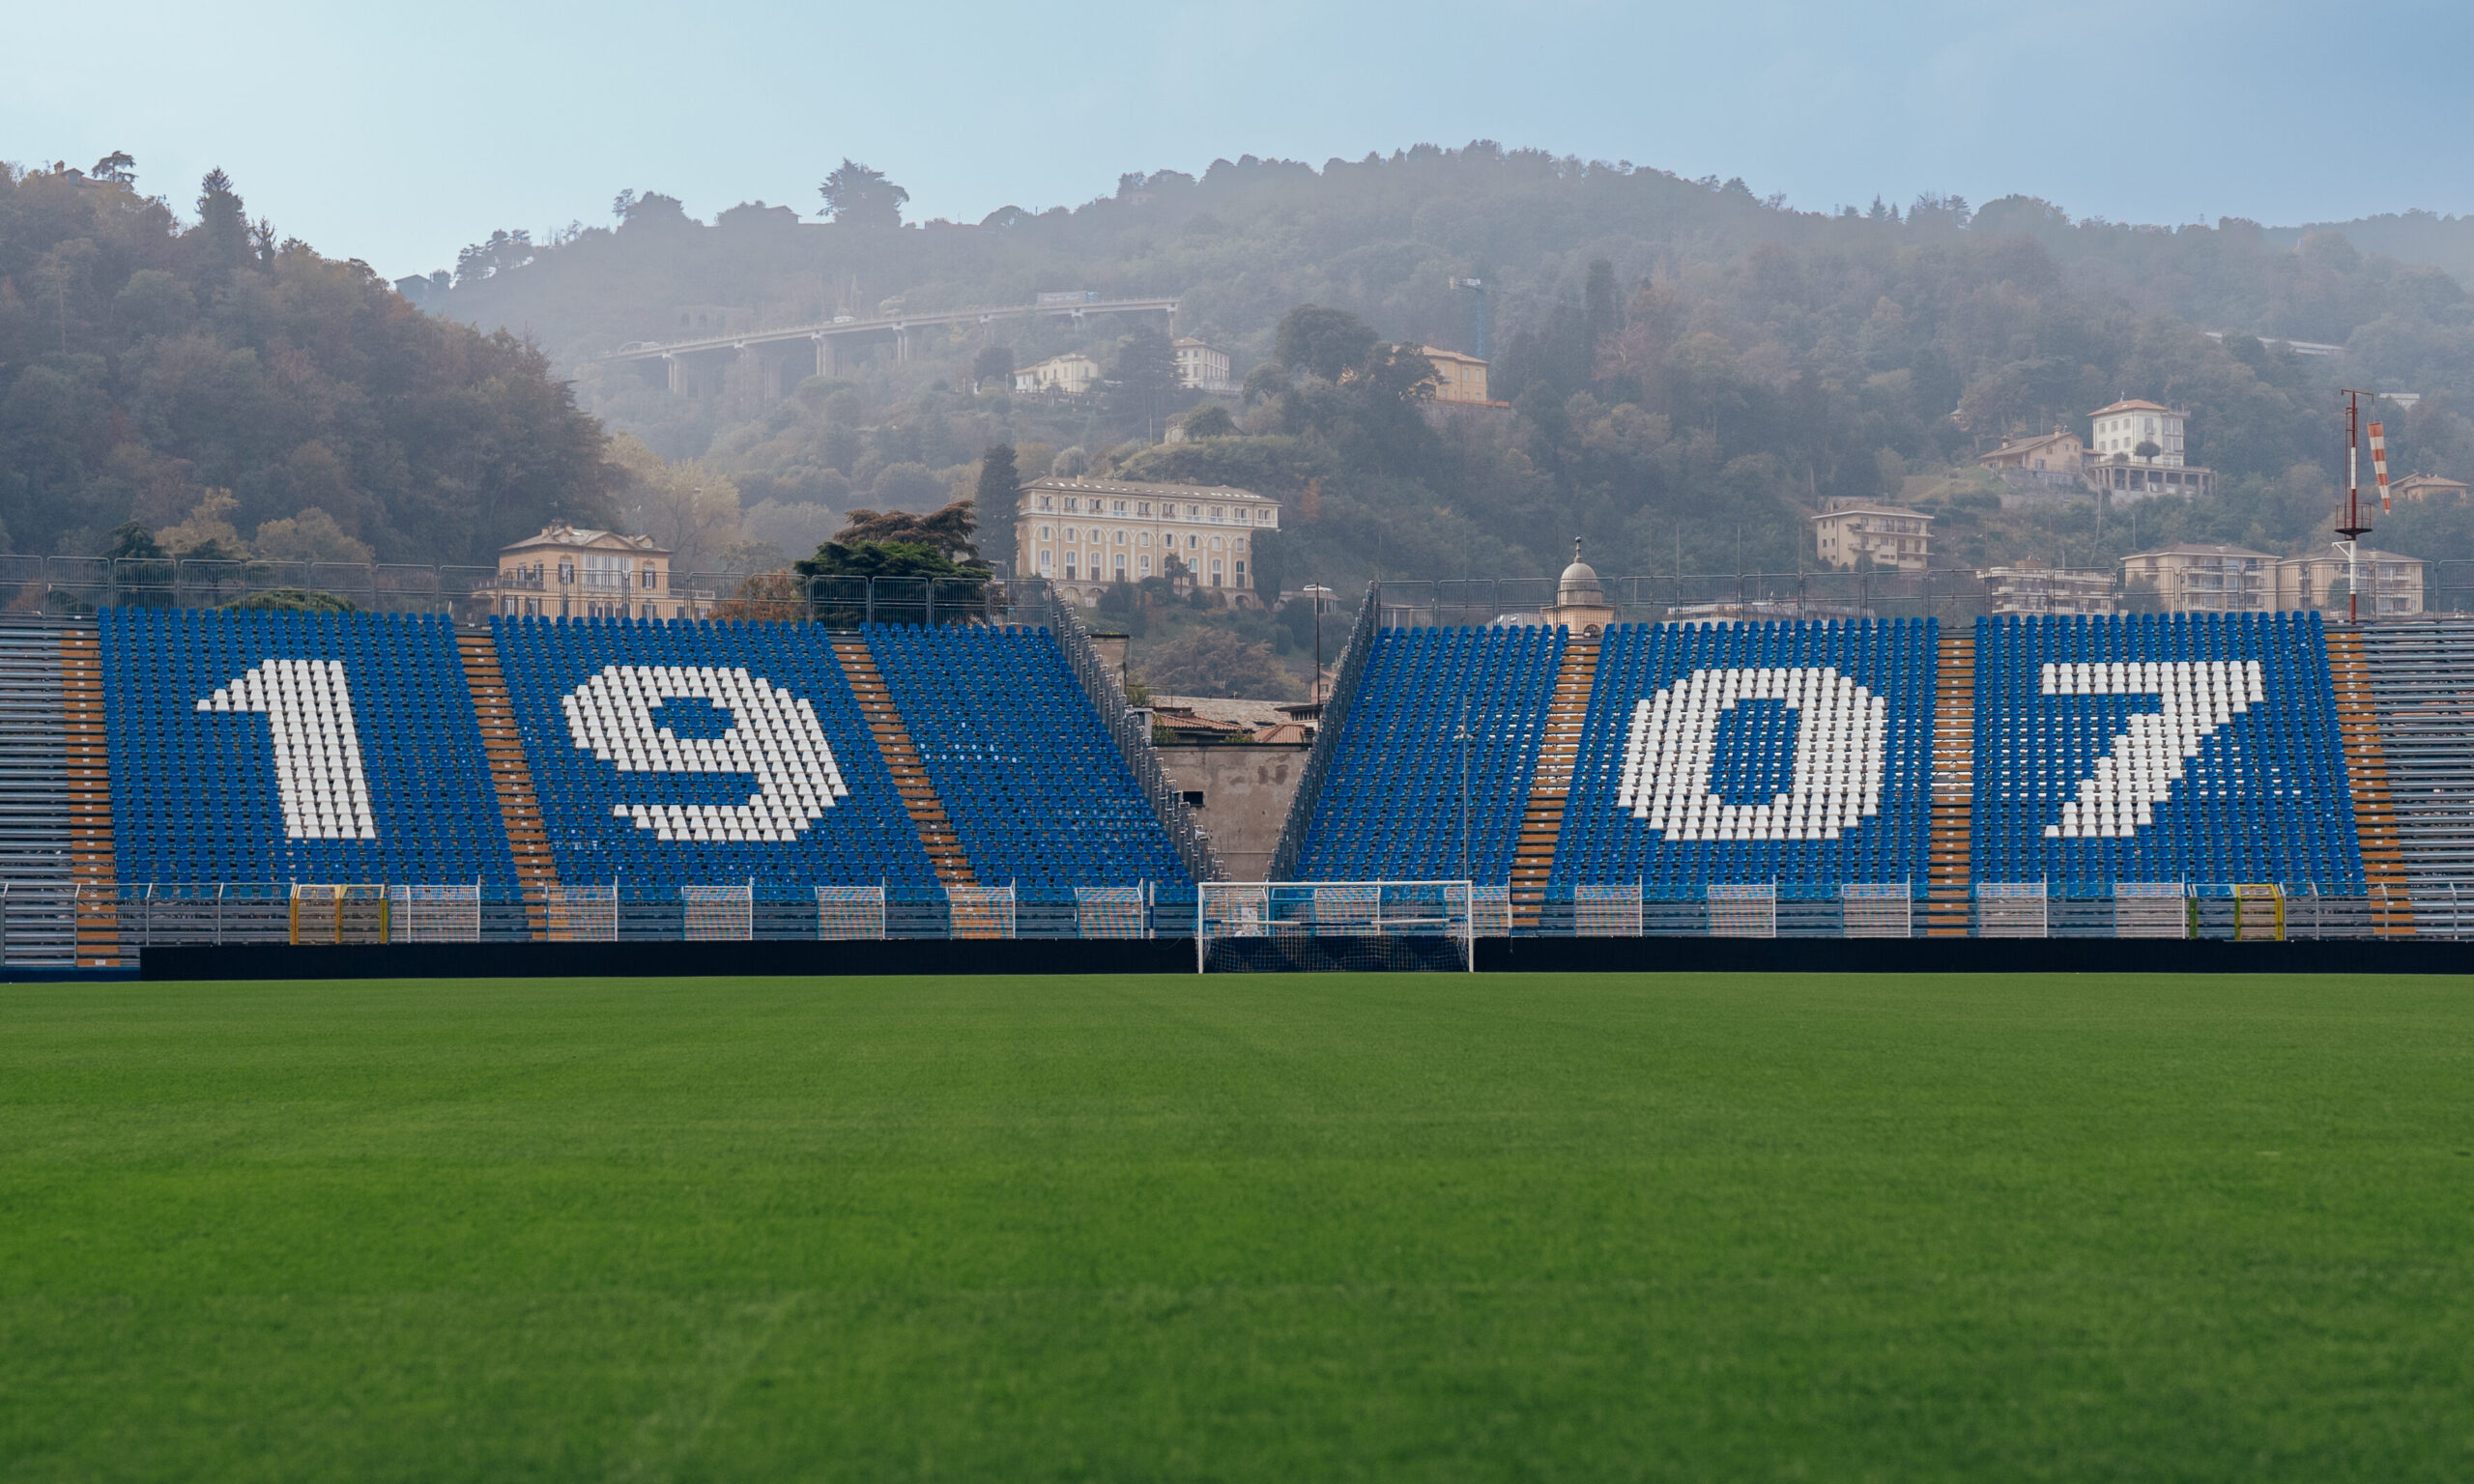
[813,333,836,379]
[664,354,684,394]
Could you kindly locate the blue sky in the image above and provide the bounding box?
[8,0,2468,279]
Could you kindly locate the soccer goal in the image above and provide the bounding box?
[681,883,754,941]
[815,885,887,941]
[1195,881,1475,972]
[390,883,481,943]
[290,883,388,945]
[1839,882,1912,939]
[545,883,618,942]
[1076,886,1149,939]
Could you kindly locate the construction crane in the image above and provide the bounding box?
[1447,275,1568,360]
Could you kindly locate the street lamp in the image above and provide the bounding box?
[1302,584,1334,710]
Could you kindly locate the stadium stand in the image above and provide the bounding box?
[2356,616,2474,923]
[0,620,74,966]
[1971,613,2365,893]
[1292,625,1567,882]
[100,609,517,889]
[490,616,935,893]
[865,623,1193,893]
[1556,618,1938,898]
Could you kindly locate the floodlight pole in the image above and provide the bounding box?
[2336,388,2373,623]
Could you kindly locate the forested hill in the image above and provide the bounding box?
[0,159,615,564]
[416,144,2474,592]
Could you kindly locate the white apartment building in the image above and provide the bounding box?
[2090,398,2187,466]
[1014,353,1101,397]
[2121,544,2273,613]
[1172,338,1234,392]
[1015,476,1280,607]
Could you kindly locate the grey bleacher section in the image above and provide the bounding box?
[0,617,75,966]
[2356,617,2474,922]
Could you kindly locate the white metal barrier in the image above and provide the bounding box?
[1707,883,1778,939]
[1075,886,1148,939]
[815,885,887,940]
[1839,882,1912,939]
[390,883,481,943]
[1470,885,1511,939]
[545,883,618,942]
[1976,882,2049,938]
[946,884,1016,939]
[2113,883,2187,939]
[1573,884,1643,937]
[681,883,754,941]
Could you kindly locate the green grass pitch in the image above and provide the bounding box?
[2,971,2470,1481]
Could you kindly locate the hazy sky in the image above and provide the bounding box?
[8,0,2467,279]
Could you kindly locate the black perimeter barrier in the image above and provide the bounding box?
[129,934,2474,981]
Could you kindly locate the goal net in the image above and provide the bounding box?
[390,883,481,943]
[681,884,754,941]
[2113,883,2187,939]
[290,883,388,945]
[1839,882,1911,939]
[1976,881,2049,938]
[1707,883,1778,939]
[946,884,1017,940]
[545,883,618,942]
[816,885,886,941]
[1197,881,1474,972]
[1076,886,1148,939]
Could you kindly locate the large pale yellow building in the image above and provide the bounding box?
[2120,544,2272,613]
[1016,476,1280,607]
[1810,504,1932,572]
[2274,550,2426,618]
[490,525,710,620]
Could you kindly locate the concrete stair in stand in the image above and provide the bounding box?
[457,632,561,938]
[1921,629,1975,937]
[1509,636,1599,930]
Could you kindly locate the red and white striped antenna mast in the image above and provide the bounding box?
[2335,389,2376,622]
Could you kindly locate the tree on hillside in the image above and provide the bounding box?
[1276,305,1378,382]
[973,445,1019,572]
[818,160,908,228]
[827,498,979,560]
[1136,628,1301,700]
[1109,325,1185,440]
[90,152,134,186]
[972,344,1016,392]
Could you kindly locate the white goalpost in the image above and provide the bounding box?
[1195,880,1476,972]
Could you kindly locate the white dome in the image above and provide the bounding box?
[1559,558,1600,588]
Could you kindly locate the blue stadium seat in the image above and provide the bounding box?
[491,615,936,891]
[865,624,1191,893]
[1557,618,1937,898]
[1972,612,2365,893]
[101,608,516,885]
[1295,625,1566,881]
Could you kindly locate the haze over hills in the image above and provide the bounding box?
[421,144,2474,598]
[10,143,2474,629]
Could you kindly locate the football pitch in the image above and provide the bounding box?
[2,972,2468,1481]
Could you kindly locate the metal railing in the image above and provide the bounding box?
[1037,587,1223,882]
[1268,584,1380,879]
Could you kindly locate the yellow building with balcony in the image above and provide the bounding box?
[489,525,710,620]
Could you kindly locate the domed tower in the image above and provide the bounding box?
[1539,537,1617,634]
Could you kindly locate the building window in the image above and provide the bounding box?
[1114,554,1128,577]
[1038,552,1053,573]
[1137,500,1152,515]
[1039,525,1052,541]
[1065,559,1078,580]
[1113,500,1128,514]
[1139,556,1152,576]
[1038,496,1053,510]
[1210,536,1223,552]
[1114,529,1126,545]
[1235,559,1247,585]
[1137,530,1150,548]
